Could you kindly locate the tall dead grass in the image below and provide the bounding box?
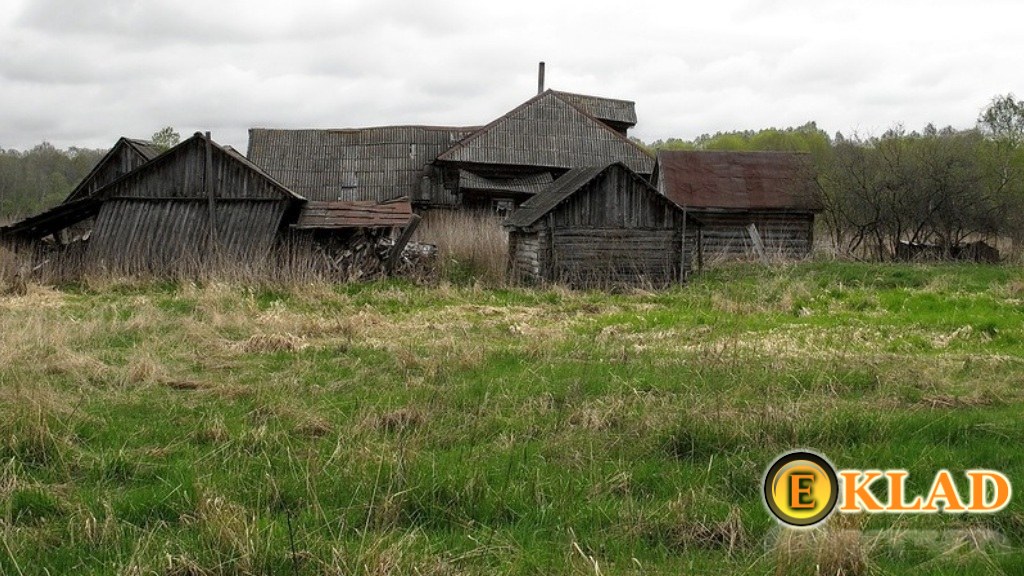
[414,210,508,285]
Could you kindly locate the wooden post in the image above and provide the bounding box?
[747,223,767,263]
[679,208,688,282]
[545,213,555,283]
[385,214,421,274]
[205,132,217,257]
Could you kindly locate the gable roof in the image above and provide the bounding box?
[655,151,822,211]
[437,90,654,174]
[505,162,688,229]
[95,132,305,202]
[550,91,637,129]
[64,137,162,203]
[248,125,480,203]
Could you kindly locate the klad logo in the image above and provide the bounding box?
[763,451,1012,528]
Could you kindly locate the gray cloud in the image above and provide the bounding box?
[0,0,1022,151]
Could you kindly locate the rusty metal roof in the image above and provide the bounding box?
[655,151,821,211]
[292,198,414,230]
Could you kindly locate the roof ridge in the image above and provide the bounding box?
[437,91,653,164]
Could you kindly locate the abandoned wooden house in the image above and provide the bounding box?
[248,89,653,214]
[504,162,701,287]
[653,151,821,259]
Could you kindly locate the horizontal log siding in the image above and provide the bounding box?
[88,199,288,272]
[551,228,683,285]
[508,232,545,283]
[694,212,814,259]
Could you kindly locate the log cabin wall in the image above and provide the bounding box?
[694,211,814,259]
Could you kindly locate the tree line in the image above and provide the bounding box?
[0,127,179,224]
[637,94,1024,259]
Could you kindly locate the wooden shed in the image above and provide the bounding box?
[86,133,305,272]
[653,151,821,259]
[504,163,701,287]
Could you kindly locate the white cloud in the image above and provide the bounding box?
[0,0,1022,150]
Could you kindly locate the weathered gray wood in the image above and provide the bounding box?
[385,214,421,274]
[746,223,767,262]
[205,132,217,256]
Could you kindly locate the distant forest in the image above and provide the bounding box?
[0,127,178,223]
[0,144,106,222]
[3,99,1022,257]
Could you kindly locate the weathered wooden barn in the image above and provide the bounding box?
[85,133,307,272]
[247,89,653,213]
[504,162,701,287]
[653,151,821,259]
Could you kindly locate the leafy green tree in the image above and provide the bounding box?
[151,126,180,151]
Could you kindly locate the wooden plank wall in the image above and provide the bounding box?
[88,199,288,272]
[695,212,814,259]
[85,138,294,272]
[508,165,696,287]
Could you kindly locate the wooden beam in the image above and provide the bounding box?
[205,132,217,256]
[385,214,422,274]
[747,223,767,263]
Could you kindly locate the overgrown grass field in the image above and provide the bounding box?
[2,262,1023,575]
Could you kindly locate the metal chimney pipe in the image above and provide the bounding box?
[538,61,545,94]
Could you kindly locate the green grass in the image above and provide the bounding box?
[1,262,1023,574]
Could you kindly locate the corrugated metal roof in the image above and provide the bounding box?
[656,151,822,211]
[436,91,654,174]
[293,199,414,229]
[458,170,553,195]
[247,126,480,202]
[551,91,637,127]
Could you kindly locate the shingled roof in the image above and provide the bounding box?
[655,151,822,211]
[436,91,654,174]
[550,91,637,130]
[247,126,480,203]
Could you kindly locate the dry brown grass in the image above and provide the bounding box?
[415,210,508,285]
[773,516,875,576]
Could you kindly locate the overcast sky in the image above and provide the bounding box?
[1,0,1021,151]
